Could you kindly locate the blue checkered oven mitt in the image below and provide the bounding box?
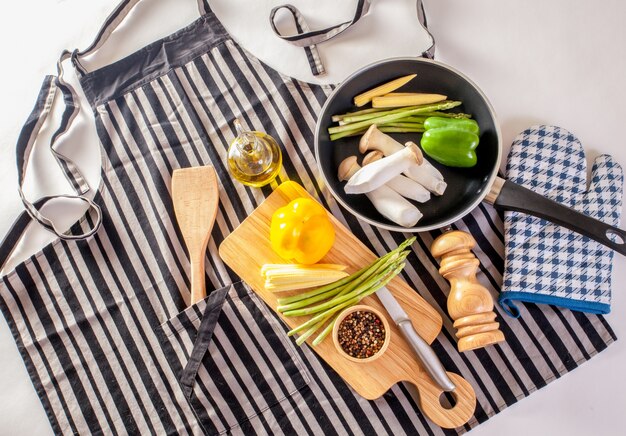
[499,125,623,317]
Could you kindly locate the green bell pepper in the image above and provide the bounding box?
[420,117,480,167]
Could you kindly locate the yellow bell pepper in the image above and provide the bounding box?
[270,198,335,264]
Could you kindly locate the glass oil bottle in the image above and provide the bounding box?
[227,119,282,187]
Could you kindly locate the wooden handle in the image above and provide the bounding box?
[410,372,476,429]
[431,231,505,352]
[189,246,208,305]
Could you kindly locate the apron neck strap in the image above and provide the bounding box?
[72,0,210,75]
[270,0,436,77]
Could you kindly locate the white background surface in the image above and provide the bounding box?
[0,0,624,434]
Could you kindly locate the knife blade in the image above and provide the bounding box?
[376,286,456,392]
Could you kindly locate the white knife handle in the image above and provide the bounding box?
[397,319,456,392]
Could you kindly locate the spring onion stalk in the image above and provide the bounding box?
[328,101,461,135]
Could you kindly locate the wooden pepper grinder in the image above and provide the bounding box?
[431,230,505,352]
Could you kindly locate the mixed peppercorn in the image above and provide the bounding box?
[337,310,386,359]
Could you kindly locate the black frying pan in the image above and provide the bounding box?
[314,57,626,255]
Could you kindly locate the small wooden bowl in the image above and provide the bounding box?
[333,305,391,363]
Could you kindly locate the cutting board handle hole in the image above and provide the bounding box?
[438,391,457,410]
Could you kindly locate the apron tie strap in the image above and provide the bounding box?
[269,0,435,76]
[14,54,102,239]
[1,51,103,272]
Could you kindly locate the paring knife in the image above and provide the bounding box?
[376,286,456,392]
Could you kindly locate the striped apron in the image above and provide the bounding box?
[0,0,616,434]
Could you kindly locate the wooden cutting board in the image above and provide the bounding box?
[219,181,476,428]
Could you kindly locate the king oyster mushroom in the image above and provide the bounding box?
[338,156,422,227]
[359,125,447,195]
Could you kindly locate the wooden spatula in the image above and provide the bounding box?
[172,165,219,305]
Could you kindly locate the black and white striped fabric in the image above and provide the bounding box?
[0,2,616,435]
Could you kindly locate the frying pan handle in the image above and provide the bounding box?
[487,177,626,255]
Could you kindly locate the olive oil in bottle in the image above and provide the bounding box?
[227,119,282,187]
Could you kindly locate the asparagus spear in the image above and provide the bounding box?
[327,101,461,135]
[330,125,424,141]
[282,250,408,313]
[278,237,415,345]
[341,106,421,124]
[277,237,414,307]
[383,122,426,129]
[331,107,385,122]
[288,263,405,338]
[283,265,396,318]
[282,238,415,344]
[311,313,340,346]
